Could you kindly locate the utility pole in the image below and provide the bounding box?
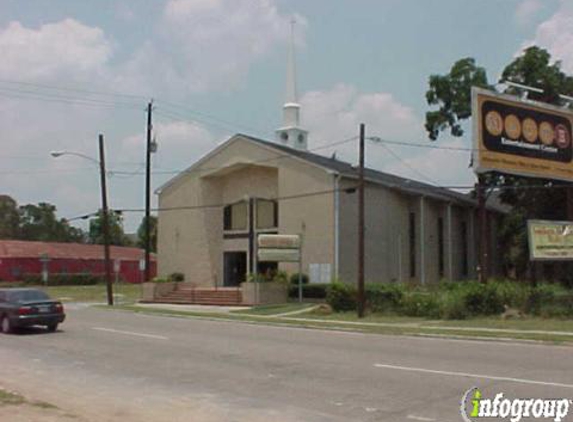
[357,123,366,318]
[98,134,114,306]
[568,187,573,221]
[145,101,153,283]
[477,175,488,284]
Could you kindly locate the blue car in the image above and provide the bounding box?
[0,288,66,333]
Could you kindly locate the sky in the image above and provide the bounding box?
[0,0,571,232]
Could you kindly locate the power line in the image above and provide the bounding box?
[110,136,358,177]
[369,137,476,152]
[117,187,347,214]
[0,78,148,100]
[156,104,273,140]
[63,188,344,221]
[0,84,143,108]
[378,143,439,186]
[0,136,356,176]
[0,78,276,139]
[64,183,573,222]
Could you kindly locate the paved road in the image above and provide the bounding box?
[0,306,572,422]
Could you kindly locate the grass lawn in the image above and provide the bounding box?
[297,310,573,334]
[430,317,573,332]
[0,388,59,414]
[299,311,430,325]
[40,284,142,304]
[0,389,25,406]
[105,304,573,344]
[232,303,315,316]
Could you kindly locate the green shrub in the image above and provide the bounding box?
[247,271,289,284]
[289,273,309,285]
[366,283,405,313]
[23,273,103,286]
[273,270,289,284]
[488,279,530,309]
[436,280,459,292]
[525,283,563,315]
[439,290,471,320]
[288,284,328,299]
[151,277,170,283]
[169,272,185,282]
[529,285,573,318]
[464,282,505,316]
[323,279,573,319]
[326,282,357,312]
[401,292,440,318]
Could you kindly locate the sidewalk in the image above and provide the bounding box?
[135,303,252,313]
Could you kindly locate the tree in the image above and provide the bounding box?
[0,195,20,239]
[425,46,573,282]
[19,202,85,243]
[88,210,132,246]
[425,58,491,140]
[425,46,573,142]
[136,215,157,252]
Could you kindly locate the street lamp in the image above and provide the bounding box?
[50,151,100,164]
[50,135,114,306]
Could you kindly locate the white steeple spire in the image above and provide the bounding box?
[276,17,308,150]
[285,17,297,105]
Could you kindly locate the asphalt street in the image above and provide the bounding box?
[0,305,572,422]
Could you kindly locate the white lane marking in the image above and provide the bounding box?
[407,415,436,421]
[374,363,573,389]
[92,327,168,340]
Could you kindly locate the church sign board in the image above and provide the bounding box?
[257,234,301,263]
[528,219,573,261]
[472,87,573,182]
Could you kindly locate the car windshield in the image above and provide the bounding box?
[7,290,50,303]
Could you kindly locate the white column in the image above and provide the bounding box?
[469,208,476,279]
[333,174,340,280]
[447,203,453,281]
[420,197,426,285]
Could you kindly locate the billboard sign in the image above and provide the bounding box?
[528,219,573,260]
[472,87,573,182]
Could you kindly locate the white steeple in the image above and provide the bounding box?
[276,18,308,150]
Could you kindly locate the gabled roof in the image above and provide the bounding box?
[158,133,507,213]
[0,240,155,261]
[239,134,506,212]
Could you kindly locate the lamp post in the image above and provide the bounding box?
[50,134,114,306]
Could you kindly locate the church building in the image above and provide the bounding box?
[156,27,505,288]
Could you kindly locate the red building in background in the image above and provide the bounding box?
[0,240,156,284]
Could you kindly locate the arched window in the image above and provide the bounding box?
[223,201,248,231]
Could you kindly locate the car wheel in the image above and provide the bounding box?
[1,316,12,334]
[46,323,58,333]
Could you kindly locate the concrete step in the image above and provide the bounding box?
[154,288,243,305]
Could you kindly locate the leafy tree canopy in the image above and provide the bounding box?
[137,215,157,252]
[425,46,573,141]
[0,195,20,239]
[19,202,86,243]
[88,210,132,246]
